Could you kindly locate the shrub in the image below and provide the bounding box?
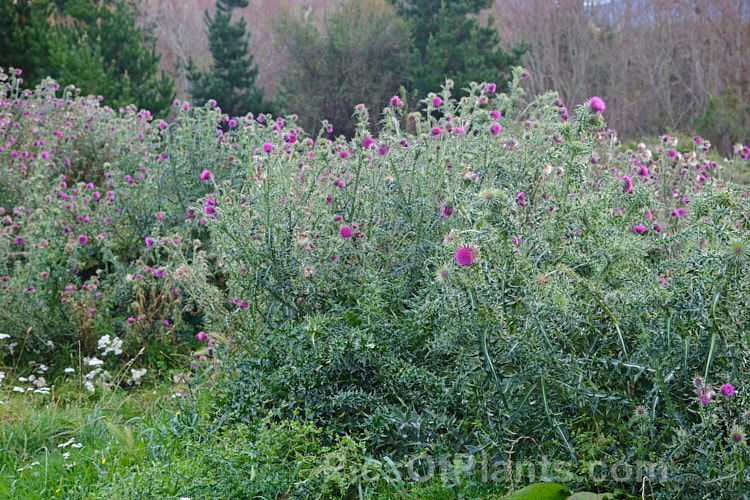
[197,71,750,497]
[274,0,411,137]
[0,69,218,378]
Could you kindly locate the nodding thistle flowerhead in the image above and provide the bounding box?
[632,224,647,234]
[432,96,443,107]
[590,96,606,113]
[200,169,211,181]
[340,226,352,239]
[731,426,746,446]
[78,235,88,245]
[622,176,634,194]
[435,265,451,284]
[455,246,474,266]
[694,378,717,404]
[721,383,736,396]
[728,239,749,265]
[491,123,502,136]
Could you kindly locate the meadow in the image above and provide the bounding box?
[2,66,750,499]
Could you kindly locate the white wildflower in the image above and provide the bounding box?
[13,386,24,392]
[71,443,84,449]
[64,367,75,374]
[85,357,104,366]
[58,438,76,448]
[84,381,95,393]
[97,334,111,351]
[130,368,147,385]
[0,333,10,340]
[98,335,123,356]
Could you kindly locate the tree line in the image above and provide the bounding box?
[1,0,523,135]
[3,0,748,152]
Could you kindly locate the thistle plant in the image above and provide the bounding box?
[2,64,750,498]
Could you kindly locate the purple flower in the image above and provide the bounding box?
[671,208,686,217]
[455,246,474,266]
[632,224,647,234]
[263,143,272,153]
[228,119,237,128]
[363,137,375,149]
[721,383,736,396]
[78,235,88,245]
[491,123,502,136]
[441,204,454,217]
[590,96,606,113]
[145,236,154,248]
[200,169,211,181]
[432,96,443,107]
[622,176,634,194]
[197,331,207,341]
[340,226,352,238]
[694,379,717,404]
[432,127,442,136]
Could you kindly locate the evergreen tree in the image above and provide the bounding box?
[49,0,175,117]
[389,0,526,95]
[188,0,267,117]
[0,0,53,86]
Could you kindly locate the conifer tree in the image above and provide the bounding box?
[389,0,526,95]
[0,0,53,86]
[187,0,267,117]
[49,0,175,117]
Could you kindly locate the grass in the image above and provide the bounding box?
[0,378,528,499]
[0,380,185,499]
